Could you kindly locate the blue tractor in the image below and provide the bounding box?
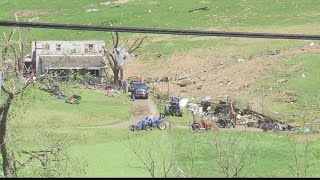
[164,96,183,117]
[129,114,168,131]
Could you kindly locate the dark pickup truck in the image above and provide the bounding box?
[130,82,148,99]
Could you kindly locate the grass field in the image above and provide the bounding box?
[1,0,320,178]
[2,86,320,177]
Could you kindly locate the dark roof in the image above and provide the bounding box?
[39,55,106,70]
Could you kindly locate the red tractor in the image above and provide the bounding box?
[190,111,218,131]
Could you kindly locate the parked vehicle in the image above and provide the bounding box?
[130,82,149,99]
[164,96,183,117]
[215,96,236,128]
[129,114,169,131]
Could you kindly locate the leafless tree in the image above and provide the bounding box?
[173,132,198,178]
[7,129,87,177]
[103,32,147,84]
[0,20,81,177]
[286,132,310,178]
[127,132,173,178]
[209,131,256,178]
[0,23,35,177]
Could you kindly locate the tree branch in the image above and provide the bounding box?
[128,36,147,54]
[111,32,119,48]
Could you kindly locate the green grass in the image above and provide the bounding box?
[2,0,320,177]
[2,0,320,31]
[11,87,132,129]
[248,54,320,122]
[4,87,320,177]
[174,130,320,178]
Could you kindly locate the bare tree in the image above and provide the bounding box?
[286,132,310,178]
[0,24,35,177]
[7,128,87,177]
[103,32,147,84]
[127,132,173,178]
[209,131,256,178]
[0,22,81,177]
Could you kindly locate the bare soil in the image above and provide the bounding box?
[124,44,320,112]
[293,134,320,142]
[101,97,159,129]
[14,9,62,17]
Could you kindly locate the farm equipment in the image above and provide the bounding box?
[164,96,183,117]
[215,96,236,128]
[129,113,169,131]
[65,95,82,104]
[243,109,274,130]
[190,111,217,131]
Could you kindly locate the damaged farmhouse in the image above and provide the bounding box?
[29,40,107,84]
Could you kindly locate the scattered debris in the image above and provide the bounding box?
[309,42,315,47]
[285,98,297,104]
[302,73,306,78]
[85,9,99,12]
[304,127,311,133]
[179,98,189,107]
[226,80,233,86]
[238,58,245,63]
[189,7,209,13]
[266,50,280,55]
[100,1,111,5]
[277,79,288,84]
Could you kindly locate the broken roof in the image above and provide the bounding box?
[40,55,107,70]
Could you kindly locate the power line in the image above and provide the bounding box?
[0,20,320,40]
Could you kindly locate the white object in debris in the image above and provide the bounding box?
[100,2,111,5]
[309,42,315,46]
[203,96,212,101]
[302,73,306,78]
[238,58,245,63]
[85,9,99,12]
[179,98,189,107]
[304,128,311,133]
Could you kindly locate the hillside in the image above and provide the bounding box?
[1,0,320,121]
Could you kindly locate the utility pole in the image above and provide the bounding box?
[261,84,265,114]
[0,71,2,95]
[167,79,170,100]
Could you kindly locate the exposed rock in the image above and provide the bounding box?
[178,79,193,87]
[277,79,288,83]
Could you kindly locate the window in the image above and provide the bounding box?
[89,70,99,76]
[99,46,104,53]
[85,44,94,53]
[56,44,61,51]
[43,43,50,50]
[70,44,78,54]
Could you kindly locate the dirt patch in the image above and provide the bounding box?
[293,134,320,142]
[101,97,159,129]
[124,43,320,112]
[14,9,63,17]
[114,0,129,4]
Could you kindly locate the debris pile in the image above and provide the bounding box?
[187,95,296,131]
